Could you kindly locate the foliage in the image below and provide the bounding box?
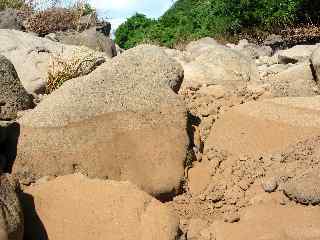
[0,0,30,10]
[115,0,320,49]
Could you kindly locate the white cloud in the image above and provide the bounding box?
[90,0,137,10]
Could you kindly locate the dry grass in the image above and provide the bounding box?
[46,49,105,94]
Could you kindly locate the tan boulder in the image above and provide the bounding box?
[311,46,320,82]
[22,174,179,240]
[277,44,319,64]
[13,45,188,197]
[205,97,320,158]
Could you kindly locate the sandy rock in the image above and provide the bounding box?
[0,29,107,94]
[187,218,209,240]
[0,174,24,240]
[235,40,272,59]
[56,27,117,58]
[205,96,320,158]
[22,174,179,240]
[261,177,278,193]
[208,203,320,240]
[0,55,33,120]
[182,42,259,90]
[283,170,320,205]
[188,162,211,197]
[277,45,318,64]
[13,45,188,197]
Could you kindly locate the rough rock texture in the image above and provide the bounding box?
[0,9,23,30]
[283,170,320,205]
[265,62,319,97]
[13,45,188,197]
[205,96,320,158]
[0,55,33,120]
[182,40,259,90]
[232,39,273,59]
[204,203,320,240]
[0,29,107,94]
[0,174,24,240]
[22,174,179,240]
[56,28,117,58]
[311,46,320,82]
[185,37,218,60]
[277,44,318,64]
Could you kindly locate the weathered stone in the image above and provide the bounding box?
[0,55,33,120]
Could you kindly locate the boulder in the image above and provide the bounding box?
[0,174,24,240]
[21,174,179,240]
[283,170,320,205]
[13,45,188,197]
[0,9,23,30]
[267,62,319,97]
[205,97,320,158]
[205,203,320,240]
[56,27,117,58]
[182,42,259,90]
[0,55,34,120]
[235,39,272,59]
[277,45,318,64]
[185,37,218,60]
[0,29,107,94]
[263,34,284,50]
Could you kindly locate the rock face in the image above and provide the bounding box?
[205,203,320,240]
[0,174,24,240]
[13,45,188,197]
[0,29,107,94]
[205,96,320,157]
[0,9,23,30]
[0,55,33,120]
[182,39,259,89]
[56,27,117,58]
[22,174,179,240]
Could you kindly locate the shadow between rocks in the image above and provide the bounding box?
[0,122,20,173]
[19,192,48,240]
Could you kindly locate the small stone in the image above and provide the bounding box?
[261,177,278,193]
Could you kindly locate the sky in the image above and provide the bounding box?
[89,0,175,30]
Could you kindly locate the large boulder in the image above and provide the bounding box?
[182,40,259,90]
[205,96,320,158]
[22,174,179,240]
[277,44,319,64]
[0,9,23,30]
[0,174,24,240]
[56,27,117,58]
[0,29,107,95]
[12,45,188,197]
[0,55,33,120]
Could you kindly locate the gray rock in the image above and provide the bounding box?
[311,46,320,82]
[283,170,320,205]
[0,29,107,95]
[0,9,23,30]
[56,27,117,58]
[0,174,24,240]
[0,55,34,120]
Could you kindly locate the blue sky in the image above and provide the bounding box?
[89,0,175,30]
